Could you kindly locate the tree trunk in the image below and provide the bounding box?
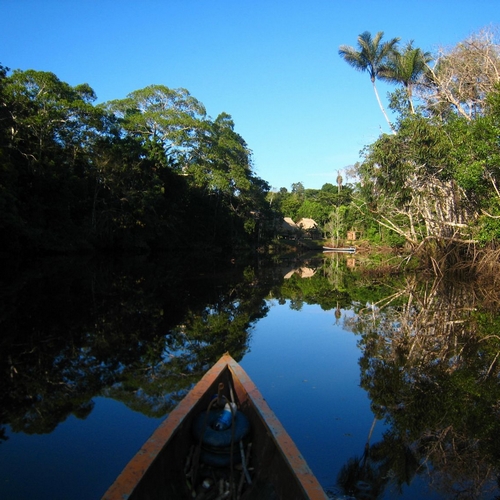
[372,80,396,134]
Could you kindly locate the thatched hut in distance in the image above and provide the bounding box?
[296,218,321,239]
[278,217,300,238]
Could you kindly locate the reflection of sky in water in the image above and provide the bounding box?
[0,299,472,500]
[241,301,378,491]
[0,398,163,500]
[241,300,442,500]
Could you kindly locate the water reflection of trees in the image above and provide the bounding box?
[0,254,274,438]
[278,253,355,312]
[344,272,500,499]
[4,252,500,498]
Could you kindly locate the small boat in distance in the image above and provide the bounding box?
[102,353,328,500]
[323,246,356,253]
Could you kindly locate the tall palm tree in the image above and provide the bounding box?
[339,31,400,133]
[379,41,433,114]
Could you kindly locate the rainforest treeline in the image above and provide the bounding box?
[0,65,273,254]
[2,27,500,263]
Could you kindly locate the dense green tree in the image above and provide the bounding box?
[0,64,21,247]
[357,115,474,249]
[190,112,270,219]
[1,69,107,251]
[101,85,207,162]
[357,81,500,252]
[279,194,302,221]
[296,199,329,225]
[101,87,270,249]
[447,88,500,242]
[291,181,305,197]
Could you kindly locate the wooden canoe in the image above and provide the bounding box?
[102,353,328,500]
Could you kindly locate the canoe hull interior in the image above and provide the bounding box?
[102,354,327,500]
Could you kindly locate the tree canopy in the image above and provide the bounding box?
[0,70,272,254]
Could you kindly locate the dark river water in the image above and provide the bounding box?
[0,251,499,499]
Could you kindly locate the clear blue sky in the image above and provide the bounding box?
[2,1,499,190]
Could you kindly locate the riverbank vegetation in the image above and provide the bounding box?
[1,27,500,275]
[275,27,500,274]
[353,29,500,270]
